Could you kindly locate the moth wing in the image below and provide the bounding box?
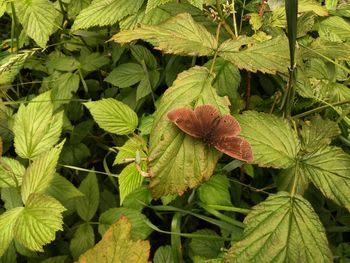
[211,114,241,139]
[167,108,203,138]
[213,137,253,162]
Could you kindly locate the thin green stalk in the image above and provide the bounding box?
[216,0,236,39]
[291,100,350,119]
[206,204,250,214]
[239,0,247,33]
[171,213,183,263]
[231,0,239,37]
[10,3,19,52]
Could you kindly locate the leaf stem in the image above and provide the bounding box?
[209,22,222,74]
[292,100,350,119]
[231,0,239,37]
[216,0,236,39]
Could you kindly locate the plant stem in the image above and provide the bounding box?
[245,71,251,110]
[292,100,350,119]
[231,0,239,37]
[216,0,236,39]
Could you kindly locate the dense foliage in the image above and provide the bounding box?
[0,0,349,262]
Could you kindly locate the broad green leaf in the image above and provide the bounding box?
[236,111,300,168]
[104,63,144,88]
[0,207,23,257]
[218,36,289,74]
[136,69,160,101]
[0,1,6,18]
[112,13,217,57]
[0,53,27,85]
[146,0,173,13]
[130,45,158,70]
[70,120,94,145]
[45,52,80,72]
[188,0,203,9]
[1,187,23,210]
[47,174,84,205]
[14,0,60,48]
[225,192,332,262]
[197,175,232,206]
[299,0,328,16]
[154,245,173,263]
[139,115,154,136]
[189,229,224,259]
[84,98,138,135]
[148,66,228,198]
[13,91,63,159]
[40,255,70,263]
[78,217,150,263]
[205,58,241,104]
[302,39,350,60]
[99,208,153,240]
[70,223,95,260]
[50,72,80,108]
[316,16,350,42]
[118,163,144,205]
[120,6,170,30]
[72,0,144,31]
[67,0,92,19]
[275,165,310,195]
[301,146,350,210]
[300,115,340,152]
[0,241,16,263]
[122,186,152,211]
[79,51,109,72]
[14,193,65,252]
[76,172,99,221]
[0,158,25,188]
[114,135,148,165]
[21,141,64,204]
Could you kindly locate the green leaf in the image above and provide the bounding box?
[316,16,350,42]
[14,0,60,48]
[1,187,23,210]
[79,51,109,72]
[130,45,158,70]
[21,141,64,204]
[13,91,63,159]
[70,223,95,260]
[50,72,80,108]
[0,1,7,18]
[236,111,300,168]
[70,120,94,145]
[67,0,92,19]
[14,193,65,252]
[139,115,154,136]
[197,175,232,206]
[146,0,172,13]
[72,0,144,30]
[0,158,25,188]
[275,165,310,195]
[118,163,144,205]
[218,36,290,74]
[122,186,152,211]
[84,98,138,135]
[148,66,228,198]
[104,63,144,88]
[76,172,99,221]
[114,135,148,165]
[0,207,22,257]
[302,39,350,60]
[136,69,160,101]
[205,58,241,103]
[300,115,340,152]
[40,255,70,263]
[225,192,332,262]
[0,53,27,85]
[189,229,224,259]
[78,217,150,263]
[47,174,84,205]
[99,208,153,240]
[301,146,350,210]
[154,245,173,263]
[112,13,217,57]
[45,52,80,72]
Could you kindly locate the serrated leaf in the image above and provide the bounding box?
[0,53,27,85]
[299,0,329,16]
[72,0,144,31]
[300,115,340,152]
[301,146,350,210]
[218,36,289,74]
[45,53,80,72]
[120,6,170,30]
[114,135,148,165]
[51,72,80,109]
[79,52,109,72]
[236,111,300,168]
[205,58,241,103]
[47,174,84,204]
[197,175,232,206]
[136,69,159,101]
[0,1,7,17]
[76,172,99,221]
[130,45,158,70]
[14,193,65,252]
[316,16,350,42]
[104,63,144,88]
[146,0,172,13]
[14,0,60,48]
[154,245,173,263]
[70,223,95,260]
[0,158,25,188]
[67,0,92,19]
[149,66,228,198]
[122,186,152,211]
[0,207,22,257]
[118,163,144,205]
[21,141,64,204]
[78,217,150,263]
[13,91,63,159]
[275,165,310,195]
[84,98,138,135]
[189,229,223,259]
[225,192,332,262]
[99,208,153,240]
[1,187,23,210]
[112,13,217,57]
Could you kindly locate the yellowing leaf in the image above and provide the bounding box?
[236,111,300,169]
[226,192,332,262]
[112,13,217,57]
[84,98,138,135]
[149,66,228,198]
[218,36,290,74]
[78,217,150,263]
